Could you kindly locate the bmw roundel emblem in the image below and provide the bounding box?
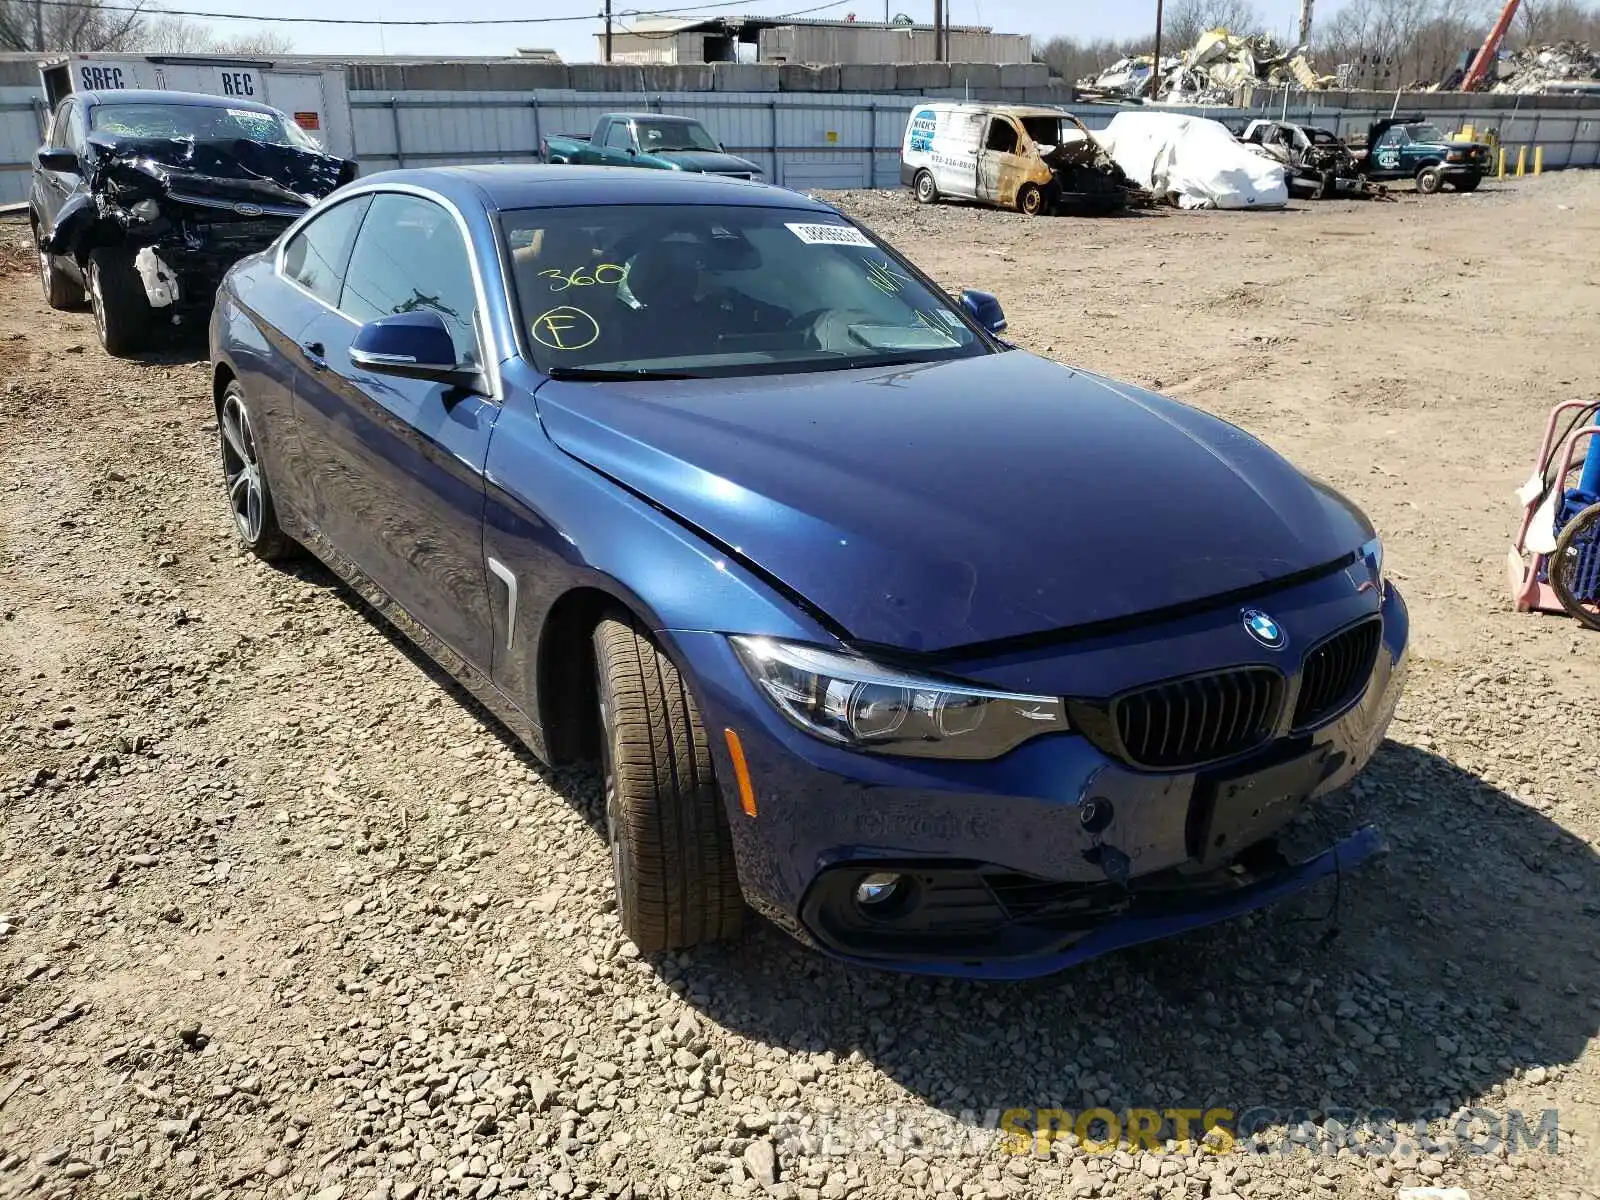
[1242,609,1287,650]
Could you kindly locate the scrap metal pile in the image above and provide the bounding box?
[1491,41,1600,92]
[1078,28,1335,104]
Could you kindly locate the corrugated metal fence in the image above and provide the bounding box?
[5,82,1599,211]
[349,89,1600,191]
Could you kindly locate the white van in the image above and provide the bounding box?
[899,101,1133,216]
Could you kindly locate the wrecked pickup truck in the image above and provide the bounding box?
[1238,119,1386,199]
[901,102,1146,216]
[1347,117,1490,194]
[31,89,355,355]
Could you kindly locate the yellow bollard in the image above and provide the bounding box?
[1535,145,1544,175]
[1516,145,1527,177]
[1498,147,1507,178]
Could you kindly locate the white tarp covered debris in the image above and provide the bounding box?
[1096,111,1288,210]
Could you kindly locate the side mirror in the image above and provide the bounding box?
[959,288,1007,335]
[349,310,481,391]
[38,147,79,173]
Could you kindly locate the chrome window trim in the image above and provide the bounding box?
[274,181,504,402]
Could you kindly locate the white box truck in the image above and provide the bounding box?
[39,54,354,159]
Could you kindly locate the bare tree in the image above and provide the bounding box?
[0,0,148,51]
[135,17,294,57]
[1514,0,1600,46]
[1163,0,1266,50]
[1035,34,1150,83]
[1313,0,1498,87]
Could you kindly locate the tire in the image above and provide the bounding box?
[1415,165,1444,195]
[1016,182,1046,217]
[593,614,743,953]
[1452,173,1482,192]
[913,169,938,205]
[218,380,296,562]
[1551,500,1600,632]
[87,246,152,357]
[33,222,83,310]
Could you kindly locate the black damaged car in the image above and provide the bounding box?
[30,89,355,355]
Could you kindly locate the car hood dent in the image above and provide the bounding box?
[85,131,350,206]
[536,352,1371,651]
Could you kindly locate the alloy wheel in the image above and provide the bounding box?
[219,393,265,544]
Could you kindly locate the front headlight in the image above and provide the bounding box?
[1359,535,1384,588]
[729,636,1070,760]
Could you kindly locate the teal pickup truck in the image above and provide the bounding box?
[1352,116,1490,193]
[539,113,763,180]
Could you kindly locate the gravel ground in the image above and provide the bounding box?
[2,172,1599,1200]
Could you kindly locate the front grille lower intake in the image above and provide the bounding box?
[1109,667,1284,770]
[1292,618,1382,730]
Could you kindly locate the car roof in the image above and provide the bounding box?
[356,165,837,214]
[607,113,699,122]
[76,89,281,116]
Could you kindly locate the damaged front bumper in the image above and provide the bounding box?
[669,571,1407,980]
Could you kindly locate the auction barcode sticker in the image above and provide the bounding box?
[786,222,874,247]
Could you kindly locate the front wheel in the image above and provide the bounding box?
[1551,501,1600,632]
[594,614,744,953]
[218,381,296,562]
[87,247,152,356]
[1016,182,1046,217]
[34,224,83,310]
[1415,165,1444,195]
[913,169,938,205]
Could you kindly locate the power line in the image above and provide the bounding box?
[24,0,823,27]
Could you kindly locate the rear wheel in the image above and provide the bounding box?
[1551,501,1600,632]
[1016,182,1046,217]
[34,223,83,310]
[218,380,295,562]
[1415,165,1444,195]
[913,169,938,205]
[87,247,152,356]
[593,614,743,953]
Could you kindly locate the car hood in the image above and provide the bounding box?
[536,352,1372,652]
[653,149,762,174]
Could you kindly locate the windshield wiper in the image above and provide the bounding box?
[545,366,704,381]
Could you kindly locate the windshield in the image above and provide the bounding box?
[503,204,990,378]
[634,119,719,153]
[91,102,322,150]
[1403,122,1447,144]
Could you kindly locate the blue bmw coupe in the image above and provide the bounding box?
[210,166,1407,979]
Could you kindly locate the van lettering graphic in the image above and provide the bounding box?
[909,109,937,153]
[80,65,127,90]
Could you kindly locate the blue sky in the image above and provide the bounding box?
[193,0,1334,61]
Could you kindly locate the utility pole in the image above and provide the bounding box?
[34,0,44,50]
[1149,0,1164,101]
[1298,0,1314,47]
[604,0,613,63]
[932,0,943,62]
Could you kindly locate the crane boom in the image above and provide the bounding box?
[1461,0,1521,91]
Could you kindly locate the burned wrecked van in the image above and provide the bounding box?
[30,89,354,355]
[900,102,1143,216]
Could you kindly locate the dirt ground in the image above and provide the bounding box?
[2,172,1599,1200]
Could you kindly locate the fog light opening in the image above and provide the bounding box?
[853,871,917,919]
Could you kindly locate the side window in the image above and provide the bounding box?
[65,102,87,150]
[985,118,1019,154]
[603,123,632,151]
[339,193,480,365]
[281,195,372,304]
[1377,127,1406,149]
[47,102,70,147]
